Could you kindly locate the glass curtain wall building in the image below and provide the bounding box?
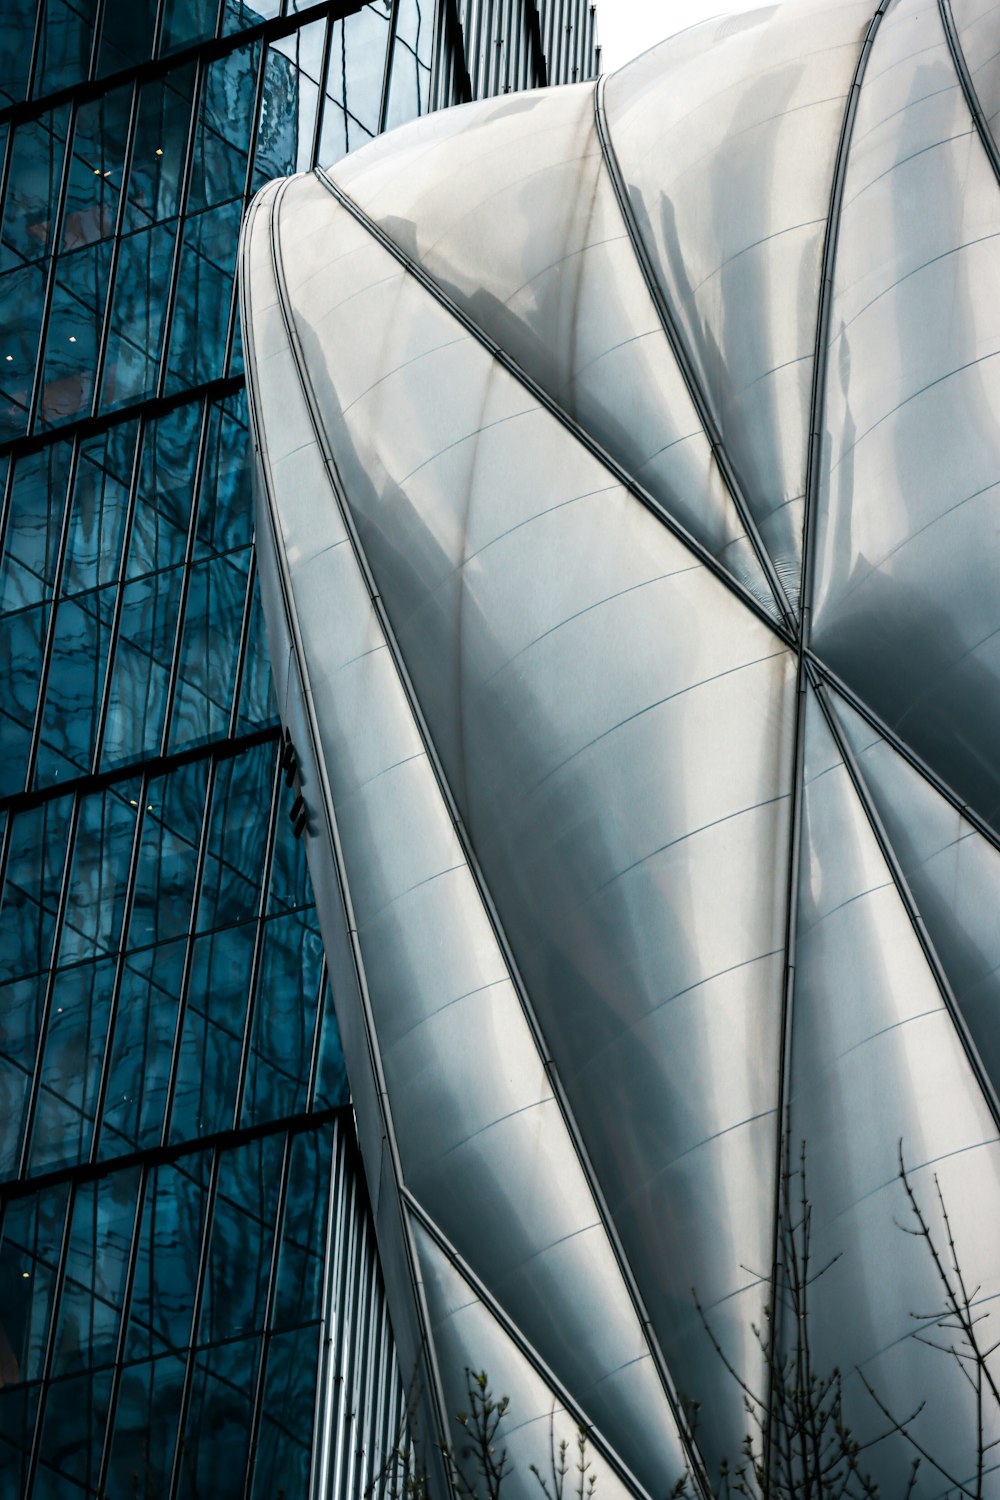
[0,4,600,1499]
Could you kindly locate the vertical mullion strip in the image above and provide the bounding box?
[304,954,329,1108]
[88,766,151,1163]
[0,103,15,224]
[166,1145,221,1500]
[90,78,142,418]
[94,1161,149,1495]
[159,747,217,1148]
[308,1117,350,1500]
[231,740,283,1127]
[88,0,109,82]
[226,533,260,743]
[310,12,336,169]
[93,412,146,769]
[24,0,45,105]
[224,37,270,379]
[379,0,401,133]
[25,96,75,435]
[23,1176,77,1496]
[157,395,212,759]
[151,0,168,63]
[155,53,204,403]
[24,431,81,793]
[240,1128,294,1500]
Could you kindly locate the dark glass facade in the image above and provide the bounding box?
[0,1,600,1496]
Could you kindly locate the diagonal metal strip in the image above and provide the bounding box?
[591,73,797,636]
[314,165,794,649]
[764,2,894,1479]
[402,1189,665,1500]
[939,0,1000,187]
[264,174,712,1497]
[239,178,455,1500]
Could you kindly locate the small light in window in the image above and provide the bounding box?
[21,1272,29,1279]
[4,355,11,362]
[93,167,101,175]
[129,798,138,806]
[147,804,153,811]
[68,335,77,343]
[56,1007,63,1013]
[155,147,163,157]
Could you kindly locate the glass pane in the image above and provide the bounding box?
[32,1367,113,1496]
[36,239,112,429]
[196,743,273,932]
[194,393,252,559]
[51,1168,140,1376]
[1,110,70,267]
[0,1187,71,1410]
[234,575,277,734]
[0,975,46,1176]
[101,219,177,408]
[60,86,131,253]
[103,1352,186,1495]
[0,602,48,797]
[253,20,325,187]
[0,0,36,107]
[270,1126,330,1332]
[57,782,139,966]
[0,798,73,984]
[163,197,241,392]
[28,956,117,1173]
[169,550,249,751]
[34,584,116,784]
[125,68,196,233]
[125,1153,209,1361]
[0,264,46,440]
[187,42,259,217]
[63,422,136,595]
[241,910,322,1127]
[179,1337,258,1500]
[128,398,201,579]
[200,1133,282,1344]
[100,939,186,1156]
[318,7,389,165]
[249,1322,319,1500]
[96,0,156,76]
[128,759,208,950]
[310,976,348,1112]
[170,921,255,1140]
[160,0,220,54]
[33,0,99,98]
[384,0,432,130]
[101,567,179,768]
[0,443,72,613]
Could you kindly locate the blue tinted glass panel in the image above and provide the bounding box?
[63,423,136,595]
[57,783,139,966]
[180,1337,258,1500]
[169,549,249,751]
[128,760,207,950]
[200,1133,281,1343]
[271,1125,329,1332]
[0,265,47,440]
[1,110,70,266]
[101,938,186,1156]
[125,69,196,233]
[33,0,99,98]
[164,197,242,392]
[51,1169,139,1375]
[253,21,325,187]
[311,978,349,1112]
[36,239,112,429]
[103,1352,185,1495]
[32,1367,113,1497]
[241,910,323,1127]
[128,399,200,579]
[187,42,260,216]
[60,86,131,254]
[101,567,179,767]
[160,0,221,55]
[0,0,36,108]
[0,975,46,1177]
[125,1154,208,1361]
[0,443,72,613]
[28,956,117,1173]
[35,584,116,784]
[194,393,252,558]
[102,220,178,408]
[234,575,278,733]
[0,1183,72,1383]
[170,921,255,1140]
[0,798,73,984]
[96,0,156,76]
[0,603,48,796]
[249,1322,319,1500]
[196,743,273,931]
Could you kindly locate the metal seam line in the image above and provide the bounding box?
[814,673,1000,1139]
[764,1,892,1474]
[314,164,794,649]
[591,72,797,637]
[244,176,455,1492]
[282,170,710,1497]
[401,1187,662,1500]
[938,0,1000,188]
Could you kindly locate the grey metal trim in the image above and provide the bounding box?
[939,0,1000,187]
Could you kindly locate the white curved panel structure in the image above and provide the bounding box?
[241,2,1000,1493]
